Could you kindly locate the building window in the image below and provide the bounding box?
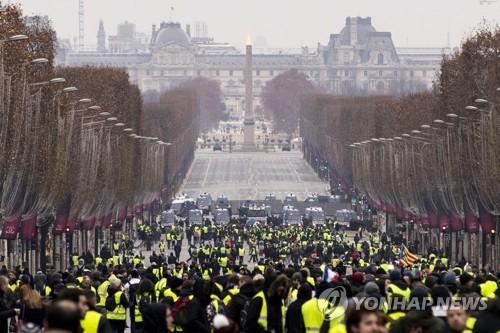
[256,70,260,76]
[183,70,187,76]
[394,71,398,77]
[423,70,427,77]
[379,70,383,77]
[377,53,384,65]
[376,81,385,92]
[146,70,150,76]
[344,70,349,77]
[410,70,414,77]
[364,70,368,77]
[229,70,233,76]
[215,70,219,76]
[270,70,274,76]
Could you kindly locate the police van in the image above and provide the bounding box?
[171,195,196,218]
[215,208,230,225]
[196,193,212,214]
[334,209,359,228]
[284,193,298,203]
[160,209,176,226]
[215,195,232,215]
[283,205,301,225]
[188,209,203,225]
[304,207,325,225]
[247,204,271,222]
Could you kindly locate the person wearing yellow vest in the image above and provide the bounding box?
[301,281,345,333]
[238,245,245,265]
[387,270,411,302]
[57,287,112,333]
[245,274,288,333]
[132,279,155,333]
[106,278,129,333]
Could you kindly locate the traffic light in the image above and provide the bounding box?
[491,229,496,235]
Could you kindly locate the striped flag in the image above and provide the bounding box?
[400,245,419,266]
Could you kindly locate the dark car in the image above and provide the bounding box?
[213,142,222,151]
[281,143,291,151]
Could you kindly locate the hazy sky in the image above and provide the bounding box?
[17,0,500,50]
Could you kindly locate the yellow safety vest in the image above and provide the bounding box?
[219,257,228,268]
[302,298,344,332]
[106,291,126,321]
[95,257,103,266]
[96,281,110,307]
[134,293,150,323]
[254,291,268,330]
[463,316,476,333]
[155,278,167,298]
[81,310,102,333]
[238,248,245,256]
[163,288,179,303]
[387,312,406,327]
[387,283,411,302]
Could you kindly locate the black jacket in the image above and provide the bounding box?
[227,283,256,329]
[286,298,308,333]
[246,294,284,333]
[0,290,16,333]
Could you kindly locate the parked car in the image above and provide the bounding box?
[213,142,222,151]
[281,143,291,151]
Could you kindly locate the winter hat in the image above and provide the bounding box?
[364,282,380,296]
[389,270,401,282]
[444,271,457,285]
[352,272,364,283]
[213,314,230,329]
[459,273,474,286]
[19,323,42,333]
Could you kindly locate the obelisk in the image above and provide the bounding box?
[243,35,256,150]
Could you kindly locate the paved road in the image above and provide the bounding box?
[179,150,329,201]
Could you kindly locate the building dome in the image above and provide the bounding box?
[155,22,191,47]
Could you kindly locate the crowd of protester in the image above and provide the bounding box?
[0,218,499,333]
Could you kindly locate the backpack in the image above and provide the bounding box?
[172,296,191,327]
[105,293,118,312]
[239,295,252,332]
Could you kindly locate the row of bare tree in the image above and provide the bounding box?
[301,24,500,225]
[0,4,199,231]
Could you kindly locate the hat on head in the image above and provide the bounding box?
[389,270,401,282]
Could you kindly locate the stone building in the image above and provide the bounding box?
[58,17,450,120]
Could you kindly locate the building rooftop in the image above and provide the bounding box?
[155,22,191,47]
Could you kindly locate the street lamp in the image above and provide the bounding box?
[31,58,49,64]
[78,98,92,104]
[474,98,489,105]
[98,112,111,117]
[50,78,66,84]
[7,34,29,42]
[106,117,118,122]
[113,122,125,127]
[62,86,78,93]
